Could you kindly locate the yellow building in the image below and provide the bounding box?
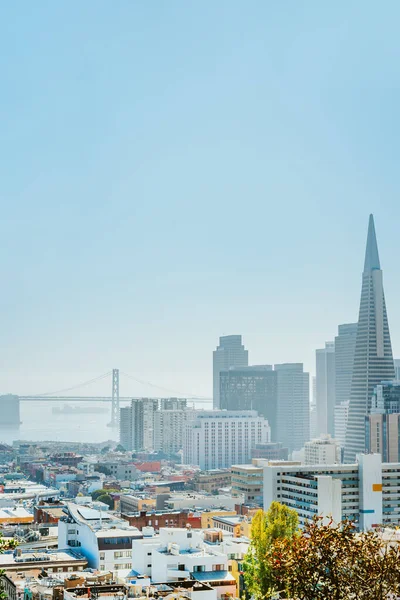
[201,510,237,530]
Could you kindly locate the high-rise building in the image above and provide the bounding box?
[304,434,341,465]
[154,407,194,456]
[119,399,158,451]
[219,365,278,439]
[366,381,400,462]
[310,376,318,440]
[335,323,358,405]
[183,410,270,470]
[334,400,349,449]
[344,215,395,462]
[315,342,336,437]
[213,335,248,409]
[394,359,400,381]
[275,363,310,452]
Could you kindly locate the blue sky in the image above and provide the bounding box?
[1,1,400,397]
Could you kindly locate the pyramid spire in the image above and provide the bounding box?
[364,214,381,272]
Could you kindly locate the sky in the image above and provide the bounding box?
[1,1,400,398]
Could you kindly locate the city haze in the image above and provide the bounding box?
[1,2,400,398]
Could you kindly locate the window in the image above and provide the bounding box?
[100,552,105,560]
[193,565,205,572]
[147,564,151,568]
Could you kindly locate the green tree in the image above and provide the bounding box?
[243,502,298,599]
[115,444,126,452]
[96,494,113,509]
[91,488,118,501]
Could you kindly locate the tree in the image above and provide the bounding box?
[272,517,400,600]
[96,494,113,509]
[91,488,118,501]
[243,502,298,599]
[115,444,126,452]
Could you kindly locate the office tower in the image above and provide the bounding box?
[154,407,194,455]
[394,359,400,381]
[183,410,270,470]
[344,215,395,462]
[335,323,358,405]
[334,400,349,449]
[275,363,310,453]
[119,399,158,452]
[219,365,278,439]
[213,335,248,409]
[316,342,336,437]
[310,376,318,440]
[366,382,400,462]
[304,434,341,465]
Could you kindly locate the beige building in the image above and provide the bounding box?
[193,469,231,493]
[231,463,264,503]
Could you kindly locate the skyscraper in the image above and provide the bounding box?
[219,365,278,439]
[394,359,400,381]
[335,323,358,406]
[315,342,336,437]
[213,335,248,408]
[119,398,158,451]
[275,363,310,453]
[344,215,395,462]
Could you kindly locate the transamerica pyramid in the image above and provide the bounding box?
[344,215,395,463]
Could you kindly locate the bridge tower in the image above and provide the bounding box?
[110,368,120,427]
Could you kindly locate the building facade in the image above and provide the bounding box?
[154,408,193,455]
[219,366,278,440]
[263,453,397,531]
[335,323,358,408]
[275,364,310,453]
[251,442,289,461]
[119,399,158,452]
[304,434,341,465]
[334,400,349,449]
[366,381,400,462]
[345,215,395,462]
[183,411,270,470]
[213,336,248,409]
[316,342,336,437]
[231,464,263,504]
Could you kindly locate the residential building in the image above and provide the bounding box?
[231,464,263,504]
[304,434,341,465]
[335,323,358,405]
[121,510,201,531]
[345,215,395,462]
[201,510,237,530]
[251,442,288,461]
[334,400,349,448]
[131,528,236,598]
[275,364,310,452]
[163,493,239,512]
[193,470,232,493]
[213,335,248,409]
[154,408,194,455]
[366,381,400,462]
[316,342,336,437]
[219,365,278,439]
[120,495,156,513]
[119,399,158,452]
[263,453,400,531]
[0,548,88,574]
[58,503,143,578]
[183,410,270,470]
[160,398,188,410]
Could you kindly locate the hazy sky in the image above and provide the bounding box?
[1,2,400,398]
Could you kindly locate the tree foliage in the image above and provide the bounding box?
[243,502,299,599]
[0,533,17,600]
[273,517,400,600]
[96,494,113,509]
[91,488,118,501]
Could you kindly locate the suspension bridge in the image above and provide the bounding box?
[18,369,212,427]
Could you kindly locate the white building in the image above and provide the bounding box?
[263,453,397,531]
[183,411,270,470]
[304,435,341,465]
[58,503,142,578]
[119,399,158,451]
[132,528,236,599]
[154,408,195,455]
